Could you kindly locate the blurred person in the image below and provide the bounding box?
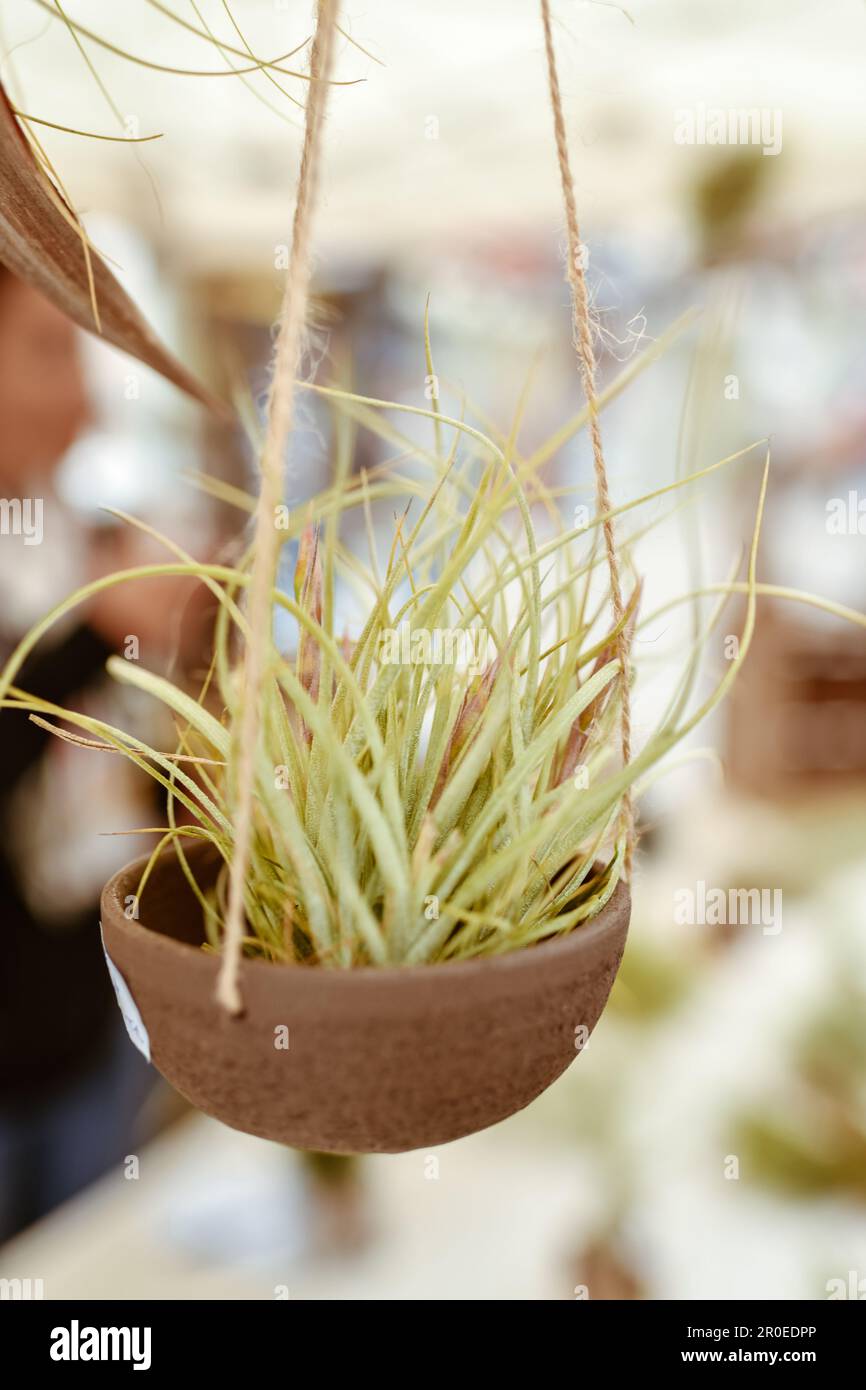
[0,267,199,1244]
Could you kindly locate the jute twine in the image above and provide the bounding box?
[539,0,635,877]
[217,0,634,1011]
[217,0,339,1013]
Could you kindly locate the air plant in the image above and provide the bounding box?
[0,357,773,969]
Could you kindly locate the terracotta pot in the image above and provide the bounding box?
[100,844,629,1153]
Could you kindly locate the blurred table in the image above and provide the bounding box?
[0,1109,587,1300]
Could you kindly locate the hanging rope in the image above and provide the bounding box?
[217,0,339,1013]
[539,0,636,877]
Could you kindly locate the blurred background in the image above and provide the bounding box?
[0,0,865,1299]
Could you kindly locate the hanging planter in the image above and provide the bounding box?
[101,842,629,1152]
[4,0,816,1158]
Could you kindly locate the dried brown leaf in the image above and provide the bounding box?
[0,83,228,417]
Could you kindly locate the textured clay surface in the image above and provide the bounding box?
[101,845,630,1153]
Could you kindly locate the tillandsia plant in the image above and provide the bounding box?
[0,325,771,969]
[0,0,862,998]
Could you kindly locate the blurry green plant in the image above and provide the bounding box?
[733,977,866,1201]
[608,940,694,1021]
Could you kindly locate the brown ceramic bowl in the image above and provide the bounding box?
[100,843,629,1154]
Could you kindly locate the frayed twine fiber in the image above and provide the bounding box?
[217,0,339,1014]
[539,0,636,877]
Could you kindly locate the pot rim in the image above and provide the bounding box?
[101,844,630,987]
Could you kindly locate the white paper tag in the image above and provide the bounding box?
[100,923,151,1062]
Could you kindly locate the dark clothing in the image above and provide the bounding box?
[0,623,115,1103]
[0,1014,154,1243]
